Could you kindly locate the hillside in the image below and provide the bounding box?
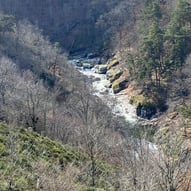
[0,0,191,190]
[0,15,123,145]
[0,14,129,190]
[1,121,191,191]
[127,0,191,129]
[103,0,191,124]
[0,122,118,190]
[0,0,139,54]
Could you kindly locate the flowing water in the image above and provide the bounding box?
[69,57,157,151]
[80,68,137,124]
[69,57,137,123]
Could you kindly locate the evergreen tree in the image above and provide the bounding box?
[143,0,162,21]
[140,20,164,86]
[134,0,164,87]
[132,0,191,86]
[164,0,191,74]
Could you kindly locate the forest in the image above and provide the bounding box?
[0,0,191,190]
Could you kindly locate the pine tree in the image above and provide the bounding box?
[141,20,164,86]
[135,0,164,87]
[164,0,191,74]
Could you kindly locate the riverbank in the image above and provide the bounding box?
[71,57,138,124]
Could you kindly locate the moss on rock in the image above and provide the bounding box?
[107,59,119,70]
[130,95,149,107]
[106,68,123,83]
[112,77,128,94]
[130,95,157,119]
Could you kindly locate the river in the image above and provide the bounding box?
[80,68,137,124]
[69,56,157,151]
[69,57,137,123]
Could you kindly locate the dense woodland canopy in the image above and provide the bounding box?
[0,0,139,53]
[0,0,191,190]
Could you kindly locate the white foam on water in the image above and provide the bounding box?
[80,68,137,123]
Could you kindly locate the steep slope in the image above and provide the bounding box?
[110,0,191,121]
[0,3,191,190]
[0,122,117,190]
[0,0,139,54]
[0,14,124,151]
[0,13,126,191]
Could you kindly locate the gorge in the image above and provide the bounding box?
[69,56,137,124]
[0,0,191,190]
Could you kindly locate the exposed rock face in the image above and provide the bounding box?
[107,59,119,70]
[104,57,130,94]
[112,78,129,94]
[106,69,123,83]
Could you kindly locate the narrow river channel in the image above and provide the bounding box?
[80,68,137,124]
[69,56,137,123]
[69,56,157,151]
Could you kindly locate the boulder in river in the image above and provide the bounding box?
[68,59,82,67]
[82,62,94,69]
[112,78,129,94]
[107,69,123,83]
[75,60,83,67]
[94,64,107,74]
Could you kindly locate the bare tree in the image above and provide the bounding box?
[11,70,51,131]
[155,131,191,191]
[0,57,52,131]
[32,161,79,191]
[0,57,17,106]
[117,136,159,191]
[66,86,113,187]
[117,129,191,191]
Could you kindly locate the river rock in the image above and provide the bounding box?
[75,60,83,67]
[68,59,82,67]
[106,69,123,83]
[105,83,112,88]
[94,64,107,74]
[112,78,129,94]
[107,58,119,70]
[82,62,94,69]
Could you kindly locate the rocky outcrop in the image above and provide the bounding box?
[106,68,123,83]
[130,95,157,119]
[94,64,107,74]
[105,57,130,94]
[107,59,119,70]
[112,78,129,94]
